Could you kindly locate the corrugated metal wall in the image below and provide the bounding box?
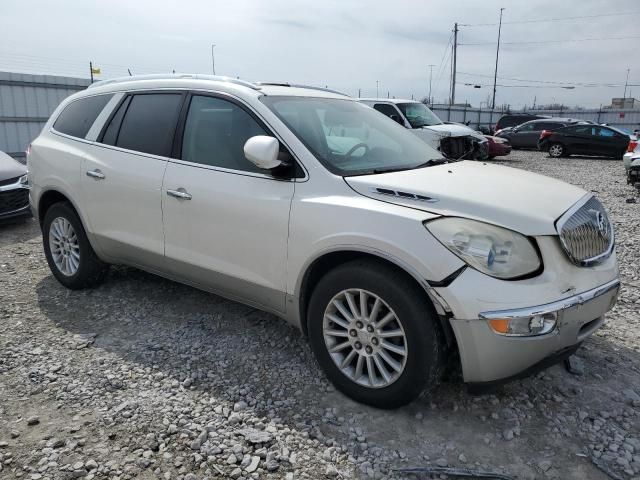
[0,71,89,160]
[429,104,640,132]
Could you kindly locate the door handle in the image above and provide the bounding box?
[167,189,192,200]
[86,169,105,180]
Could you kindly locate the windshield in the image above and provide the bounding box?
[261,96,444,176]
[396,103,443,128]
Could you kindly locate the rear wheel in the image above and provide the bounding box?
[548,143,565,158]
[308,260,443,408]
[43,202,108,289]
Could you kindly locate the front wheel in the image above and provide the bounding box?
[308,260,443,408]
[43,202,108,290]
[548,143,565,158]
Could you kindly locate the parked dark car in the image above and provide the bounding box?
[494,113,549,133]
[485,135,512,158]
[538,124,630,159]
[495,118,583,149]
[0,150,31,223]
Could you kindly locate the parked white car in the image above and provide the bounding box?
[624,139,640,189]
[28,75,619,408]
[358,99,488,160]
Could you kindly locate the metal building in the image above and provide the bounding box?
[0,71,89,161]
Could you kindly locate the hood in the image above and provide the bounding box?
[423,123,485,141]
[345,160,587,236]
[0,151,26,181]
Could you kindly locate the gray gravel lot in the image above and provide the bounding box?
[1,150,639,480]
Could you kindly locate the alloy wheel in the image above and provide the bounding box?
[549,144,563,157]
[49,217,80,276]
[322,289,408,388]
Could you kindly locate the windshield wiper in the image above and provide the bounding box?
[413,158,450,167]
[371,158,448,174]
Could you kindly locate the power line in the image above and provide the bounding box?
[461,11,640,27]
[457,71,638,88]
[460,34,640,46]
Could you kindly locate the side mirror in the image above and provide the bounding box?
[244,136,282,170]
[389,114,403,125]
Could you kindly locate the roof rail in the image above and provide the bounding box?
[88,74,260,90]
[255,82,348,97]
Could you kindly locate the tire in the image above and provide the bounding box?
[308,260,443,409]
[43,201,108,289]
[548,143,565,158]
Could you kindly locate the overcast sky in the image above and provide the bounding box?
[2,0,638,108]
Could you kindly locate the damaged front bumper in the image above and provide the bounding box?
[448,278,619,385]
[440,135,489,161]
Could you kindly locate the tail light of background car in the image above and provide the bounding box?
[628,140,638,153]
[539,130,553,140]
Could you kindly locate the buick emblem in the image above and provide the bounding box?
[590,210,608,235]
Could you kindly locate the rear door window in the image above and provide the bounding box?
[113,93,183,156]
[596,127,616,137]
[53,94,114,139]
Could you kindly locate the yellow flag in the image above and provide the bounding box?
[91,67,101,74]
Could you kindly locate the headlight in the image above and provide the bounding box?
[425,218,541,279]
[19,173,29,187]
[493,137,508,144]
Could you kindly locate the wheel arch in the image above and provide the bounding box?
[295,248,456,348]
[37,189,100,256]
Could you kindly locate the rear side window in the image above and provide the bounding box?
[539,122,563,130]
[113,93,183,157]
[101,96,131,145]
[53,94,113,138]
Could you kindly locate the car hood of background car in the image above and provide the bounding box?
[0,151,26,181]
[345,160,587,236]
[422,123,485,141]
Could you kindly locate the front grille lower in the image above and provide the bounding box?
[440,137,474,159]
[0,188,29,215]
[557,196,614,266]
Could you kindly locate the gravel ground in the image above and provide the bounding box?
[1,150,639,480]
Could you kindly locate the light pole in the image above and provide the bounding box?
[376,80,379,98]
[211,44,216,75]
[491,8,505,110]
[428,64,435,104]
[623,68,630,98]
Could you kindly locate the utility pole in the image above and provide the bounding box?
[491,8,505,110]
[450,23,458,105]
[623,68,630,98]
[428,64,435,105]
[89,61,94,83]
[376,80,379,98]
[211,44,216,75]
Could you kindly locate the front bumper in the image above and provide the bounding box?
[0,179,31,222]
[449,278,619,384]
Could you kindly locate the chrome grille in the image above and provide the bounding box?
[557,196,614,266]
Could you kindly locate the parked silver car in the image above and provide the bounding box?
[0,150,30,222]
[28,75,619,408]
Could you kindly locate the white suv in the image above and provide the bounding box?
[28,75,619,408]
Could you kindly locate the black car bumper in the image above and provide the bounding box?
[0,185,31,222]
